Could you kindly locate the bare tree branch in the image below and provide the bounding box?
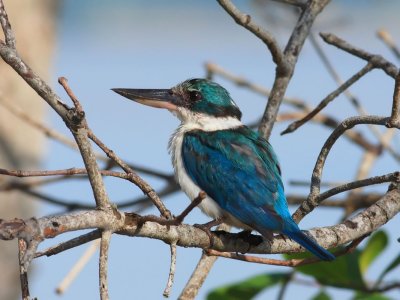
[282,63,374,135]
[293,115,398,222]
[0,187,398,262]
[320,32,398,78]
[0,0,15,48]
[99,230,112,300]
[206,234,366,267]
[217,0,284,65]
[18,239,30,300]
[178,252,219,300]
[163,242,177,298]
[259,0,330,139]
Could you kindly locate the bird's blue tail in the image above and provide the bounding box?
[284,228,335,261]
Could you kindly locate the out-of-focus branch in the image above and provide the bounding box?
[0,97,173,180]
[55,240,101,295]
[377,29,400,59]
[178,224,230,300]
[1,0,111,210]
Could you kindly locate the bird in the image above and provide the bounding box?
[112,78,335,261]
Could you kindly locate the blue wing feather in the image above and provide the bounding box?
[182,126,289,232]
[182,126,335,261]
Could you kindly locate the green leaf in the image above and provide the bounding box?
[285,250,366,290]
[359,231,388,274]
[206,272,289,300]
[376,253,400,285]
[352,291,391,300]
[311,290,331,300]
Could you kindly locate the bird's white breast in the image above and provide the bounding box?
[169,123,223,219]
[168,111,252,229]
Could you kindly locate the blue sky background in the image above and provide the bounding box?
[27,1,400,299]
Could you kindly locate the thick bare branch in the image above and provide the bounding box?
[1,188,398,260]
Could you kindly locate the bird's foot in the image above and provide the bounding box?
[194,218,223,248]
[275,233,289,242]
[237,230,263,250]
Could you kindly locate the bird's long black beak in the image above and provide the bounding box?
[112,88,178,110]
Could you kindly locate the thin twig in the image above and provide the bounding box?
[35,230,101,258]
[56,240,101,295]
[293,115,395,222]
[389,72,400,127]
[59,77,83,112]
[258,0,330,139]
[216,0,283,65]
[206,62,381,153]
[281,63,374,135]
[87,130,172,219]
[18,239,30,300]
[58,78,110,209]
[320,32,398,78]
[277,271,294,300]
[317,172,399,202]
[271,0,307,8]
[99,230,112,300]
[309,32,400,161]
[163,242,177,298]
[205,234,366,267]
[0,0,15,48]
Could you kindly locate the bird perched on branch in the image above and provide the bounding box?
[113,78,335,261]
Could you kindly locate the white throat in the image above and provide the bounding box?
[170,107,243,131]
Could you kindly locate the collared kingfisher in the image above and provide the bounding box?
[112,78,335,261]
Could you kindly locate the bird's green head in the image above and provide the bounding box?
[112,78,242,122]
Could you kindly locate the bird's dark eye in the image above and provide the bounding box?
[189,91,202,101]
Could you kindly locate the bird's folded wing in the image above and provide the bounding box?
[182,127,289,231]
